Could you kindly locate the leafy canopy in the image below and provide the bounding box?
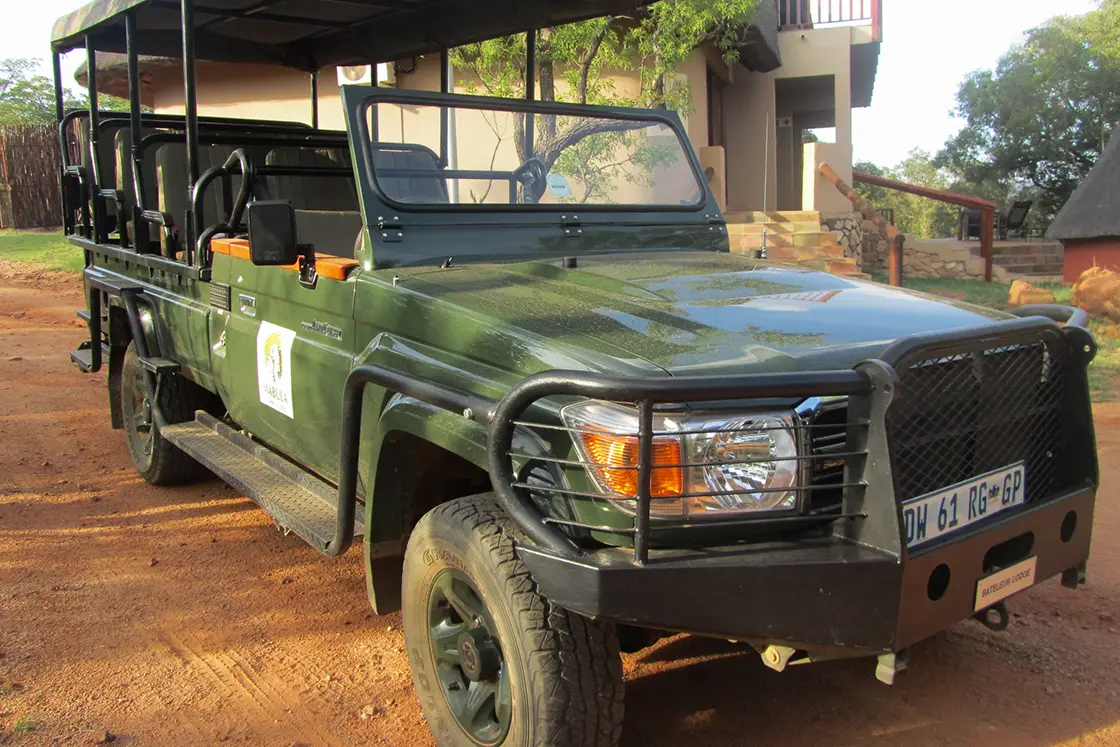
[855,150,959,239]
[939,0,1120,220]
[1,57,130,126]
[448,0,758,203]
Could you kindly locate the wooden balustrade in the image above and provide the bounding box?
[852,169,997,282]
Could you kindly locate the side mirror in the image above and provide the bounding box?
[247,200,300,266]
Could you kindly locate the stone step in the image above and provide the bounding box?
[989,248,1064,257]
[772,257,862,275]
[730,243,846,260]
[763,244,848,261]
[734,232,842,250]
[998,264,1065,275]
[984,251,1065,262]
[726,220,827,236]
[723,210,821,224]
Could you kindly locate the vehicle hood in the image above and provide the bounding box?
[399,252,1011,376]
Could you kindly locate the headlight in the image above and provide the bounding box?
[560,401,801,518]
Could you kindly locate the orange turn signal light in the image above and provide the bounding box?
[578,431,684,498]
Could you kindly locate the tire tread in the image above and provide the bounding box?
[419,495,624,747]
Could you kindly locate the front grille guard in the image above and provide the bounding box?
[487,369,876,564]
[486,312,1097,566]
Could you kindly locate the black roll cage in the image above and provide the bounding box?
[53,1,543,269]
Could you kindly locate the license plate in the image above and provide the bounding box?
[902,462,1026,548]
[975,556,1037,610]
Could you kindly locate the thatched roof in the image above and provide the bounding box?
[1048,135,1120,241]
[74,53,177,103]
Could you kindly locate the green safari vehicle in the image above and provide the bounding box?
[52,1,1099,745]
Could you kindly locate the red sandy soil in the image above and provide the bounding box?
[0,269,1118,746]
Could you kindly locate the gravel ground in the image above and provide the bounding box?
[1,271,1117,746]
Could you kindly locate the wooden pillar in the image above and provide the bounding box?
[980,206,994,282]
[889,235,903,287]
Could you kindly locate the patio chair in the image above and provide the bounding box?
[998,200,1033,241]
[958,207,982,241]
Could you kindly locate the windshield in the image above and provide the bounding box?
[363,96,704,209]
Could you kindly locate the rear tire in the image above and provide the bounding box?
[120,341,211,486]
[403,494,624,747]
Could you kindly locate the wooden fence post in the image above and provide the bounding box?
[980,206,994,283]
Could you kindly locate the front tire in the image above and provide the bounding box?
[403,495,624,747]
[120,341,210,485]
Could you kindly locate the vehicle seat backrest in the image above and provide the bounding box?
[114,128,158,211]
[264,148,358,211]
[156,144,245,238]
[371,143,449,204]
[294,210,364,259]
[76,120,119,214]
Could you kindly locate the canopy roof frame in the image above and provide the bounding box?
[52,0,647,71]
[52,0,573,267]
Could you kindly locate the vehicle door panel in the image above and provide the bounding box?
[216,257,357,483]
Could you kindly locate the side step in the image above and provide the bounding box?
[161,412,363,554]
[70,340,110,373]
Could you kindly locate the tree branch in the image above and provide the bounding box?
[577,19,613,104]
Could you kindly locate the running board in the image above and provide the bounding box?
[70,340,110,373]
[160,412,363,553]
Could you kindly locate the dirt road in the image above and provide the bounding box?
[1,271,1118,746]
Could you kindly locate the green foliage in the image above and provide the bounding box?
[11,715,41,733]
[855,149,958,238]
[939,1,1120,224]
[1,59,66,125]
[0,57,130,126]
[552,130,679,203]
[450,0,758,201]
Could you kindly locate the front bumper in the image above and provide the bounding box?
[518,484,1095,652]
[483,312,1099,654]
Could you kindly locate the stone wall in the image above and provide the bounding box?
[861,219,892,274]
[902,237,1010,282]
[820,212,863,266]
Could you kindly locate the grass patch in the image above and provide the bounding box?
[11,715,41,733]
[0,229,83,272]
[872,274,1119,402]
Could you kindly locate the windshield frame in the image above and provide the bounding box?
[356,87,712,215]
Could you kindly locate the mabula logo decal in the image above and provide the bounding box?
[256,322,297,417]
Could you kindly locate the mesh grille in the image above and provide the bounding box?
[886,341,1068,505]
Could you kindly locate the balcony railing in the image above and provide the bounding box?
[777,0,882,39]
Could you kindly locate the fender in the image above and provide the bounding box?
[352,335,565,614]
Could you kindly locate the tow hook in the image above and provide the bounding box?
[875,650,908,685]
[760,645,804,672]
[974,600,1010,632]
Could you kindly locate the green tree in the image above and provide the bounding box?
[0,57,130,126]
[939,1,1120,223]
[855,150,958,238]
[853,160,890,209]
[449,0,759,202]
[0,59,65,125]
